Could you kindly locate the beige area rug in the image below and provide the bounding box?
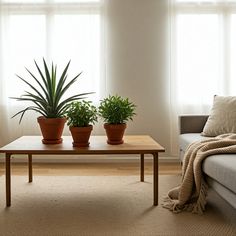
[0,175,236,236]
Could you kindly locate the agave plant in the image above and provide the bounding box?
[11,59,92,123]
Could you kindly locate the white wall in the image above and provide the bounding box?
[105,0,173,158]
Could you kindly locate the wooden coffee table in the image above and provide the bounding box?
[0,135,165,207]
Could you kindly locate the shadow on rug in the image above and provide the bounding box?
[0,175,235,236]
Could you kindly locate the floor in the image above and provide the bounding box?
[0,162,181,176]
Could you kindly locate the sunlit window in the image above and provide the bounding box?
[176,14,220,105]
[230,14,236,94]
[172,0,236,112]
[0,0,102,103]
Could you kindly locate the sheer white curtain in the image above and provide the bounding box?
[0,0,104,146]
[170,0,236,155]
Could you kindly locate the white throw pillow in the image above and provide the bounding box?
[202,95,236,137]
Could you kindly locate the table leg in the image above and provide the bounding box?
[28,154,33,183]
[153,153,159,206]
[6,153,11,207]
[140,154,144,182]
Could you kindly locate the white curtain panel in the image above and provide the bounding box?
[0,0,104,146]
[169,0,236,154]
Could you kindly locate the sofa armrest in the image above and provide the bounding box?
[179,115,209,134]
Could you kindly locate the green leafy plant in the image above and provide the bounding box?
[67,100,98,127]
[98,95,136,124]
[11,59,92,123]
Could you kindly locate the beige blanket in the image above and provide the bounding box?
[163,133,236,214]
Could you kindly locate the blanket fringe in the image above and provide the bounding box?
[162,196,182,213]
[162,179,208,214]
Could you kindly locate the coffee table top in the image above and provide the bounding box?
[0,135,165,155]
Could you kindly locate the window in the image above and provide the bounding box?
[171,0,236,113]
[0,0,103,103]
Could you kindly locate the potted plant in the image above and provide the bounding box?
[11,59,92,144]
[66,100,98,147]
[98,95,136,145]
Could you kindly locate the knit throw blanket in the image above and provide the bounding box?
[162,133,236,214]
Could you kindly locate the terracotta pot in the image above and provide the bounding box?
[104,123,127,145]
[69,125,93,147]
[37,116,67,144]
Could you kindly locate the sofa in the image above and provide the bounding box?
[179,115,236,209]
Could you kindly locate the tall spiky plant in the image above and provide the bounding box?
[11,59,92,123]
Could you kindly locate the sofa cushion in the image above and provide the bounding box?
[179,133,210,161]
[179,133,209,153]
[203,154,236,194]
[202,95,236,137]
